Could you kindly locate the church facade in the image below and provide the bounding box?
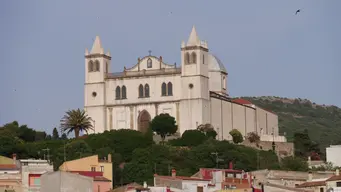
[84,26,286,142]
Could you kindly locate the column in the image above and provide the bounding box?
[130,106,134,129]
[108,108,113,130]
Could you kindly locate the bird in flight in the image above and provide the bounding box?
[295,9,301,15]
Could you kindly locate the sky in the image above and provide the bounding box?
[0,0,340,134]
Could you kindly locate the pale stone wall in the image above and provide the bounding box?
[256,107,279,136]
[210,95,257,140]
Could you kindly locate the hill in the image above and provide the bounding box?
[242,96,341,150]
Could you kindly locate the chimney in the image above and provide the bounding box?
[229,162,233,169]
[107,154,112,163]
[336,169,340,176]
[308,171,312,181]
[12,154,17,162]
[171,169,176,178]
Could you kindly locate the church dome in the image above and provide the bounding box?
[208,54,227,73]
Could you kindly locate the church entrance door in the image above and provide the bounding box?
[138,110,151,133]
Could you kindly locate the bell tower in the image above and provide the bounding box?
[179,26,210,133]
[84,36,111,133]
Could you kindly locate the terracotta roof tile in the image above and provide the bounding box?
[233,99,253,105]
[296,180,326,188]
[0,164,18,170]
[326,175,341,181]
[94,176,111,182]
[156,175,210,181]
[70,171,103,177]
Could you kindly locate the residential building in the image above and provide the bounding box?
[154,169,217,192]
[83,26,286,143]
[296,169,341,192]
[326,145,341,167]
[250,169,334,188]
[40,171,93,192]
[70,171,111,192]
[59,154,112,188]
[19,158,54,192]
[0,155,21,192]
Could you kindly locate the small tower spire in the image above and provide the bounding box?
[187,25,200,46]
[91,36,104,54]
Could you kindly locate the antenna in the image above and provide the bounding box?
[211,152,223,168]
[42,148,50,162]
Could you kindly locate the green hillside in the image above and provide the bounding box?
[242,96,341,150]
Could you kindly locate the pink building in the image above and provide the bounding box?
[71,171,111,192]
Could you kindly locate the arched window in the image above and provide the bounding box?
[147,58,152,68]
[115,86,121,100]
[185,52,190,64]
[88,61,94,72]
[167,82,173,96]
[106,62,109,72]
[95,60,100,71]
[121,86,127,99]
[203,54,205,64]
[191,52,197,64]
[161,83,167,96]
[138,84,144,98]
[144,84,150,97]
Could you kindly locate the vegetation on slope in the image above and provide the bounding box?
[242,96,341,151]
[0,120,307,187]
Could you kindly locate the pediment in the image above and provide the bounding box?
[125,56,177,72]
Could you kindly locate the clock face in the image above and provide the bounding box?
[92,92,97,97]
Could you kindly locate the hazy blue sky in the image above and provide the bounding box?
[0,1,340,134]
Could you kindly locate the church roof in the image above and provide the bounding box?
[208,54,227,74]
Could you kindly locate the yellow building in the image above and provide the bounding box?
[59,154,112,187]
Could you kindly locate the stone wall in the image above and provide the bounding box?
[242,140,294,158]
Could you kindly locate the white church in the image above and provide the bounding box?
[84,26,286,142]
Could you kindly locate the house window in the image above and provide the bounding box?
[185,52,190,64]
[167,82,173,96]
[161,82,173,96]
[88,61,94,72]
[144,84,150,97]
[94,60,100,71]
[320,188,324,192]
[121,86,127,99]
[115,86,121,100]
[138,84,144,98]
[91,167,96,172]
[147,58,152,68]
[337,182,341,187]
[161,83,167,96]
[100,166,104,172]
[191,52,197,64]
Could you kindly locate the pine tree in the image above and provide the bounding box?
[52,127,59,139]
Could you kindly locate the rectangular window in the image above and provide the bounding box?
[320,188,324,192]
[91,167,96,172]
[337,182,341,187]
[100,166,104,172]
[34,178,41,186]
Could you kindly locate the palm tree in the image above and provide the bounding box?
[60,109,94,138]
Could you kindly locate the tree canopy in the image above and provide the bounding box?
[150,113,177,141]
[0,120,310,188]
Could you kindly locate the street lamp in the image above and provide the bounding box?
[90,119,96,134]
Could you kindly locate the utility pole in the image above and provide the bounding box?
[42,148,50,162]
[154,163,156,174]
[211,152,223,168]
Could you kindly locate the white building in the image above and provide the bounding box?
[84,26,285,142]
[19,159,54,192]
[326,145,341,167]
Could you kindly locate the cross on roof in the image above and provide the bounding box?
[148,50,152,56]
